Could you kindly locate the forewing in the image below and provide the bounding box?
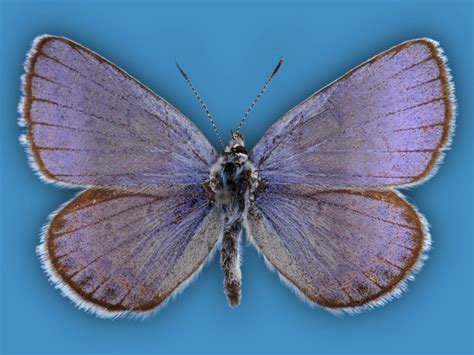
[20,35,217,187]
[40,185,222,317]
[251,39,455,188]
[246,186,428,312]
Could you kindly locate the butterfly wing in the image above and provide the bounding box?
[247,39,455,311]
[21,36,223,316]
[40,185,223,317]
[20,35,217,187]
[246,185,428,312]
[251,39,455,188]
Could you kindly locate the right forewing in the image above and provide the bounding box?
[251,39,455,189]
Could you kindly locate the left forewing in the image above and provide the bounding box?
[20,35,216,188]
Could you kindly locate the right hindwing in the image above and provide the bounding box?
[246,186,428,312]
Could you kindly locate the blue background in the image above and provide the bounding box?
[0,0,473,354]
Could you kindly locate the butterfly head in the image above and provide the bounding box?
[223,130,247,161]
[229,130,245,149]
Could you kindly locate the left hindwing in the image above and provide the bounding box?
[40,186,223,318]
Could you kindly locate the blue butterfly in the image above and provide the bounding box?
[20,35,455,317]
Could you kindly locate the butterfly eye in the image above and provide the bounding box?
[232,146,247,155]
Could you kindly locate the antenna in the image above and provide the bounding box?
[237,57,284,131]
[176,62,225,148]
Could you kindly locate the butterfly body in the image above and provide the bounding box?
[207,131,258,305]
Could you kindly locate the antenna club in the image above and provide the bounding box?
[237,57,284,131]
[272,57,285,77]
[176,63,225,148]
[176,62,189,80]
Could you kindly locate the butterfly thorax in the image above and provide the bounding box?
[208,132,258,211]
[207,131,258,306]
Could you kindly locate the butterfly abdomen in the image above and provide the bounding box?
[221,219,242,306]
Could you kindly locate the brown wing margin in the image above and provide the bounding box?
[20,35,59,182]
[405,39,455,184]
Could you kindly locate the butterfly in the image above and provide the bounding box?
[19,35,455,318]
